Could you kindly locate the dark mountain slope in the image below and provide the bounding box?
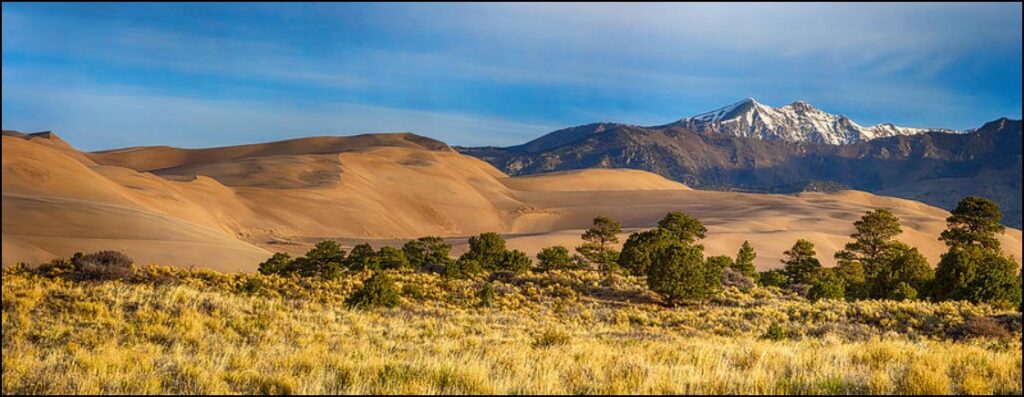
[459,118,1022,227]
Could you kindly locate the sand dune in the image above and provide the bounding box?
[3,130,1020,271]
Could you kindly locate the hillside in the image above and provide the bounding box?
[459,118,1023,228]
[3,130,1021,270]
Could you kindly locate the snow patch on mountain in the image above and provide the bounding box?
[675,98,958,144]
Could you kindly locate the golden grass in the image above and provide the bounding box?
[3,267,1021,395]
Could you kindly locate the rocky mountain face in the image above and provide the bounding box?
[667,98,956,144]
[459,118,1022,228]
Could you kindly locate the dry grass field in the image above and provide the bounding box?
[3,266,1020,395]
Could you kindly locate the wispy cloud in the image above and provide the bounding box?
[2,3,1021,147]
[1,85,557,151]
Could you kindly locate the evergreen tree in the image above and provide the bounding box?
[657,211,707,244]
[705,255,734,273]
[781,239,821,286]
[871,242,933,299]
[932,197,1020,308]
[294,240,346,279]
[940,196,1005,250]
[834,208,903,271]
[403,236,452,269]
[445,256,483,279]
[617,228,676,276]
[756,269,788,288]
[576,216,622,273]
[499,249,532,274]
[733,241,757,278]
[345,243,381,271]
[463,232,508,269]
[257,252,293,275]
[377,246,410,270]
[536,246,572,271]
[647,243,719,306]
[807,268,845,302]
[834,209,933,300]
[933,245,1021,308]
[833,260,868,300]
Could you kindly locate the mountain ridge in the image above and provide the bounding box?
[459,117,1022,228]
[667,98,958,145]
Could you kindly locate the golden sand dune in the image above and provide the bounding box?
[503,169,691,192]
[3,131,1020,271]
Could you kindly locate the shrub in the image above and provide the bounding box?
[532,329,571,348]
[789,283,813,298]
[949,316,1011,340]
[762,322,789,341]
[889,281,918,301]
[238,278,266,296]
[345,272,400,308]
[721,268,754,290]
[445,257,483,279]
[487,270,516,283]
[477,282,496,307]
[536,246,572,271]
[401,283,425,300]
[68,250,134,281]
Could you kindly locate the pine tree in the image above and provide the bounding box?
[940,196,1005,250]
[536,246,572,271]
[257,252,293,275]
[656,211,707,244]
[733,241,757,278]
[377,246,410,270]
[403,236,452,269]
[463,232,507,270]
[576,216,622,274]
[617,228,675,276]
[647,243,719,306]
[345,243,381,271]
[781,239,821,286]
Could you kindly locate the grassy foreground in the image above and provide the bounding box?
[2,266,1021,395]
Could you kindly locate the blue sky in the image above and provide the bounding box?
[2,3,1021,151]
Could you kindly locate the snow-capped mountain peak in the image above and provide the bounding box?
[675,98,956,144]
